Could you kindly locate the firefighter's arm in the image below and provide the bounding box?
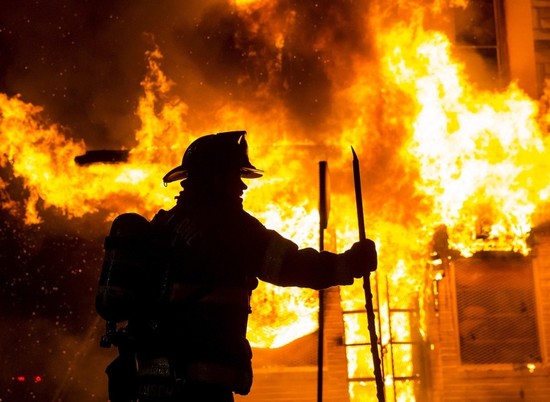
[257,230,377,290]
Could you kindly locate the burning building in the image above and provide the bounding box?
[2,0,550,401]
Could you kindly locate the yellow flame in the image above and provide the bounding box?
[3,2,550,401]
[379,24,550,257]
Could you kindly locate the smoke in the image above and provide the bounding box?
[0,1,474,400]
[1,316,111,402]
[0,1,374,399]
[0,199,114,399]
[0,0,379,149]
[171,0,373,128]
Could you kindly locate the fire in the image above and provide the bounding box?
[2,1,550,401]
[379,23,550,257]
[248,204,320,347]
[0,43,326,350]
[0,46,184,223]
[0,93,86,223]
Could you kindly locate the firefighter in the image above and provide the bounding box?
[98,130,377,402]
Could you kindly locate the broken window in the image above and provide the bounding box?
[453,0,505,87]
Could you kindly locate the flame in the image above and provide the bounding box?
[0,46,186,223]
[0,93,87,223]
[379,24,550,257]
[2,1,550,401]
[0,43,327,350]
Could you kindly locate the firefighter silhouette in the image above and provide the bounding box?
[96,130,378,402]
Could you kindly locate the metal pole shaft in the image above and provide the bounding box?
[318,161,329,402]
[318,226,325,402]
[352,147,385,402]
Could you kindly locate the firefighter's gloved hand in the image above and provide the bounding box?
[345,239,377,278]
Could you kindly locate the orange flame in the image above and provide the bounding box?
[379,23,550,257]
[2,1,550,401]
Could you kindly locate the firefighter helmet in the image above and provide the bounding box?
[163,130,263,184]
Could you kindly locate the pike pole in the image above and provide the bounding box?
[352,147,385,402]
[318,161,329,402]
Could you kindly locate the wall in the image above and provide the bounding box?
[530,0,550,96]
[504,0,538,96]
[425,228,550,401]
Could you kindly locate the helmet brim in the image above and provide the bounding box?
[162,166,188,184]
[163,166,263,184]
[240,167,263,179]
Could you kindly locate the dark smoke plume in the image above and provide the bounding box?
[0,0,374,148]
[0,1,377,400]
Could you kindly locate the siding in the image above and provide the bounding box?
[426,225,550,401]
